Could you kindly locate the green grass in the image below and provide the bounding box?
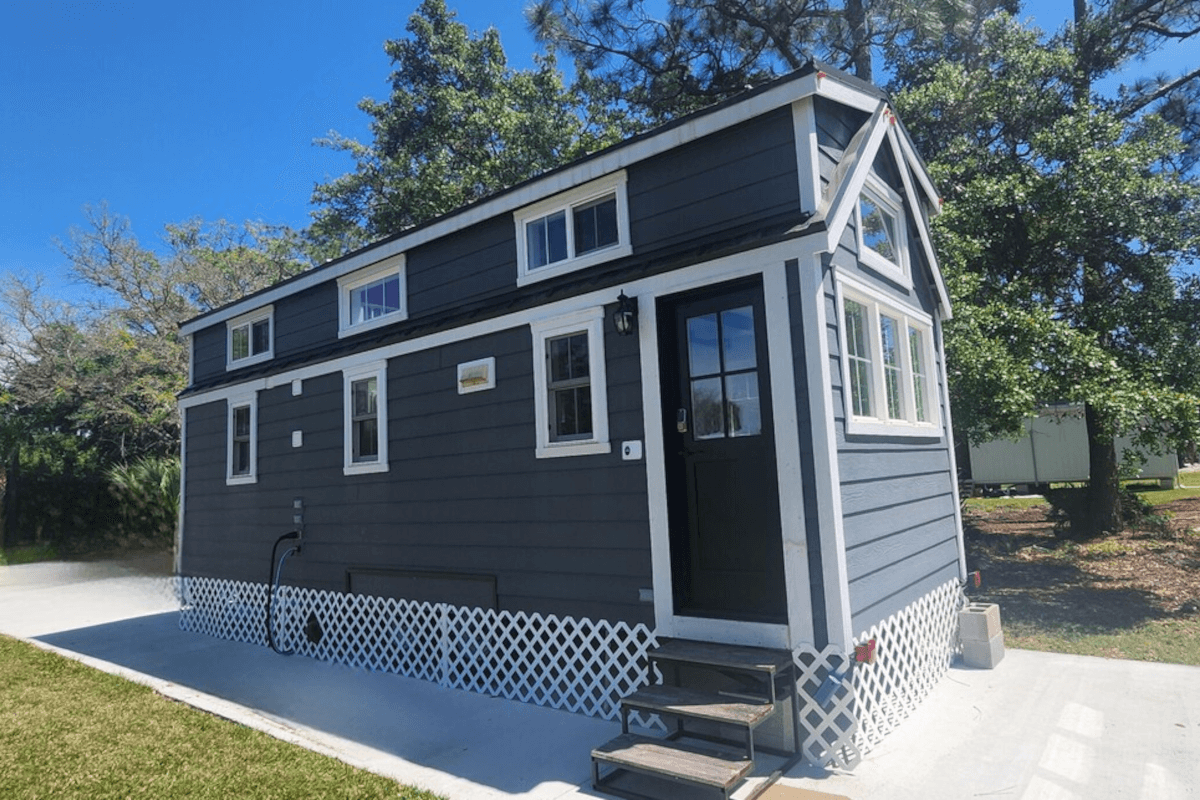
[964,495,1048,511]
[1005,618,1200,665]
[0,543,60,566]
[0,635,443,800]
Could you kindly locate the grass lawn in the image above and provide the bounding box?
[0,635,443,800]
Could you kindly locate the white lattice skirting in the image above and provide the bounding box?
[180,576,964,768]
[794,579,967,770]
[178,577,656,720]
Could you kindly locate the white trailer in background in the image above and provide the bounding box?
[967,404,1179,490]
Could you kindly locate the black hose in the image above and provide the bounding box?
[266,531,300,655]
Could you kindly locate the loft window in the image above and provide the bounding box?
[856,175,908,283]
[338,256,407,338]
[838,279,939,437]
[343,362,389,475]
[515,172,631,286]
[226,306,273,369]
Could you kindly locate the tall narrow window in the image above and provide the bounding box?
[547,332,592,441]
[343,363,389,475]
[351,377,379,462]
[227,395,257,485]
[880,314,904,419]
[909,326,929,423]
[843,299,872,418]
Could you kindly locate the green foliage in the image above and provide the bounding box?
[107,456,181,546]
[310,0,621,249]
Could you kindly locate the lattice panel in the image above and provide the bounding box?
[179,577,656,721]
[851,578,966,751]
[792,579,966,769]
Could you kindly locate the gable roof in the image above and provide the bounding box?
[180,61,947,335]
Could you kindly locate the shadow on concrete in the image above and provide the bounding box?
[36,613,614,798]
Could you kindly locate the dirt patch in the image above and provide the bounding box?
[965,497,1200,633]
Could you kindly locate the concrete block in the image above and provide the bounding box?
[959,603,1002,642]
[962,631,1005,669]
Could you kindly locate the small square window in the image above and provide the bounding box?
[547,332,592,441]
[227,307,273,370]
[572,195,618,256]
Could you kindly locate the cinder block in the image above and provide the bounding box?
[959,602,1002,642]
[962,631,1005,669]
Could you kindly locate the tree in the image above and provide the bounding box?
[309,0,622,250]
[892,12,1200,534]
[527,0,1017,126]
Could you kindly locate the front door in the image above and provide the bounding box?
[658,278,788,624]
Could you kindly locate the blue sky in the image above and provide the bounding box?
[0,1,1192,301]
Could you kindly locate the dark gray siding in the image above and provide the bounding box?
[275,282,338,360]
[821,256,960,634]
[191,326,226,385]
[182,315,653,625]
[815,96,870,197]
[407,215,517,318]
[629,107,799,254]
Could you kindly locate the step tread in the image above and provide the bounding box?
[592,733,753,789]
[622,685,775,727]
[651,638,792,676]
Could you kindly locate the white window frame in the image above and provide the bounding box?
[514,171,632,287]
[226,391,257,485]
[343,361,389,475]
[226,305,274,370]
[855,173,909,285]
[337,255,407,338]
[530,308,611,458]
[835,276,940,438]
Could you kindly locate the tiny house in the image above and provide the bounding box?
[177,62,968,771]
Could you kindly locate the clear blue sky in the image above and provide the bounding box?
[0,1,1192,301]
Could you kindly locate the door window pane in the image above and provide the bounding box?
[725,372,762,437]
[691,377,725,439]
[720,307,757,372]
[687,314,721,377]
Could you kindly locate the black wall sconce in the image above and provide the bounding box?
[613,290,638,336]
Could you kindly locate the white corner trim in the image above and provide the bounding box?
[935,313,969,581]
[791,97,822,219]
[798,253,854,651]
[823,103,890,250]
[337,254,408,338]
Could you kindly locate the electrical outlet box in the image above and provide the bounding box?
[621,440,643,461]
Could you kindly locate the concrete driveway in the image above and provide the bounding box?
[1,554,1197,799]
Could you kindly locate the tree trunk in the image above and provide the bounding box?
[843,0,873,81]
[1084,402,1121,535]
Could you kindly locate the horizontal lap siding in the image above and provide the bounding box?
[182,322,653,626]
[629,108,799,253]
[406,215,516,317]
[821,258,960,634]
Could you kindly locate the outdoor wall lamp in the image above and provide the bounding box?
[613,291,638,336]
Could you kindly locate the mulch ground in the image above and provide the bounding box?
[964,497,1200,633]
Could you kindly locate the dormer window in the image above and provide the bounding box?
[338,255,407,338]
[856,175,908,284]
[226,306,273,370]
[515,171,631,286]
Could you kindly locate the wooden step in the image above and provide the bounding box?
[651,638,792,677]
[592,733,752,792]
[621,684,776,728]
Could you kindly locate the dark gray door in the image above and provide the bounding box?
[658,278,787,623]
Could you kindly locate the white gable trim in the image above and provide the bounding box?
[823,103,892,249]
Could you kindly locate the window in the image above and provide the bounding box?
[837,279,939,437]
[338,256,407,338]
[685,306,762,440]
[515,172,631,286]
[343,362,388,475]
[226,306,273,369]
[226,394,257,485]
[856,174,908,283]
[530,308,611,458]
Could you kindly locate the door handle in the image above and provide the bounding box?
[676,408,688,433]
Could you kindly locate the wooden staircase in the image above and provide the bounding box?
[591,638,800,800]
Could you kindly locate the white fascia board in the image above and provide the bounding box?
[884,127,953,319]
[813,71,890,114]
[823,103,891,253]
[179,74,825,338]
